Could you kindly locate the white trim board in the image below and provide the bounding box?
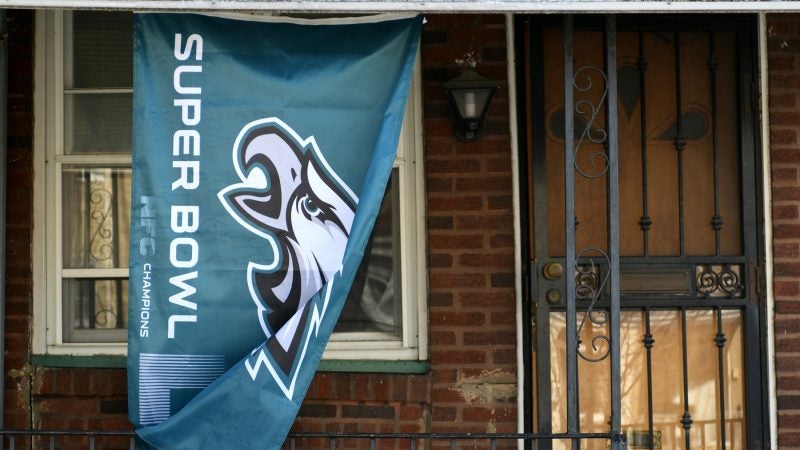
[759,12,778,450]
[9,1,800,12]
[505,12,524,437]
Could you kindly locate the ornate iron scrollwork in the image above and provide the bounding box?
[89,187,116,263]
[95,307,120,329]
[575,248,611,363]
[695,264,744,299]
[573,66,609,179]
[571,63,612,363]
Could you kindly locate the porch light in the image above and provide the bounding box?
[443,69,498,142]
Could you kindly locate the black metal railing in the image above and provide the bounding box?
[0,430,625,450]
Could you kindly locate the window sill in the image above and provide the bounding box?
[30,354,430,374]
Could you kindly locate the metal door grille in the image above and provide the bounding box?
[518,14,764,450]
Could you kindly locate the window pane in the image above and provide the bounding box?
[62,166,131,269]
[66,11,133,89]
[63,278,129,343]
[336,169,402,336]
[64,93,132,154]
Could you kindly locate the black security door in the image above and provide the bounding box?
[517,15,765,450]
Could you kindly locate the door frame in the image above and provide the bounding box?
[511,13,770,449]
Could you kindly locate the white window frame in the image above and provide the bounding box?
[32,10,428,361]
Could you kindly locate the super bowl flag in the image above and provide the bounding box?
[127,13,421,449]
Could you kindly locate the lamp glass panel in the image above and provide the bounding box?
[452,88,493,119]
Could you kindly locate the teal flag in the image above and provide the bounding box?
[127,12,421,449]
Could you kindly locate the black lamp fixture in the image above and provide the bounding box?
[443,69,498,142]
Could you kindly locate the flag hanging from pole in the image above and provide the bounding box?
[127,12,421,449]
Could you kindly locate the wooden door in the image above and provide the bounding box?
[519,15,764,450]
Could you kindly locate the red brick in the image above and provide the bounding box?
[374,376,390,402]
[490,234,515,248]
[399,405,424,421]
[771,57,797,73]
[431,350,487,365]
[459,252,513,268]
[426,177,454,193]
[434,369,458,384]
[775,204,800,220]
[399,423,425,433]
[428,195,484,212]
[775,243,800,258]
[773,148,800,164]
[297,403,337,418]
[769,17,800,39]
[428,234,485,250]
[430,292,454,307]
[429,273,487,289]
[773,186,800,201]
[488,195,512,212]
[779,375,800,391]
[491,311,516,326]
[491,272,514,288]
[455,214,514,230]
[425,158,481,174]
[449,28,506,46]
[429,253,454,268]
[463,331,516,346]
[459,291,515,307]
[775,316,800,334]
[430,311,486,327]
[777,353,800,374]
[353,374,371,400]
[430,331,457,346]
[772,110,800,126]
[408,375,429,403]
[312,373,334,399]
[423,116,457,138]
[456,138,510,156]
[391,377,408,401]
[773,74,800,90]
[776,280,800,297]
[432,406,457,421]
[335,373,352,400]
[342,405,395,420]
[774,167,799,183]
[492,348,517,365]
[462,406,515,422]
[37,370,71,396]
[487,157,512,173]
[780,413,800,431]
[776,301,800,315]
[431,387,466,403]
[37,398,99,415]
[775,261,800,277]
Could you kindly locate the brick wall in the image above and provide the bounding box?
[1,10,134,444]
[2,10,519,447]
[419,14,517,435]
[5,9,33,431]
[769,13,800,450]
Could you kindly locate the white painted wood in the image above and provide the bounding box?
[63,88,133,94]
[505,12,525,437]
[61,268,129,278]
[4,1,800,13]
[410,53,429,362]
[760,12,778,450]
[31,10,49,355]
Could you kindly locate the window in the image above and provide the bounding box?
[33,10,427,361]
